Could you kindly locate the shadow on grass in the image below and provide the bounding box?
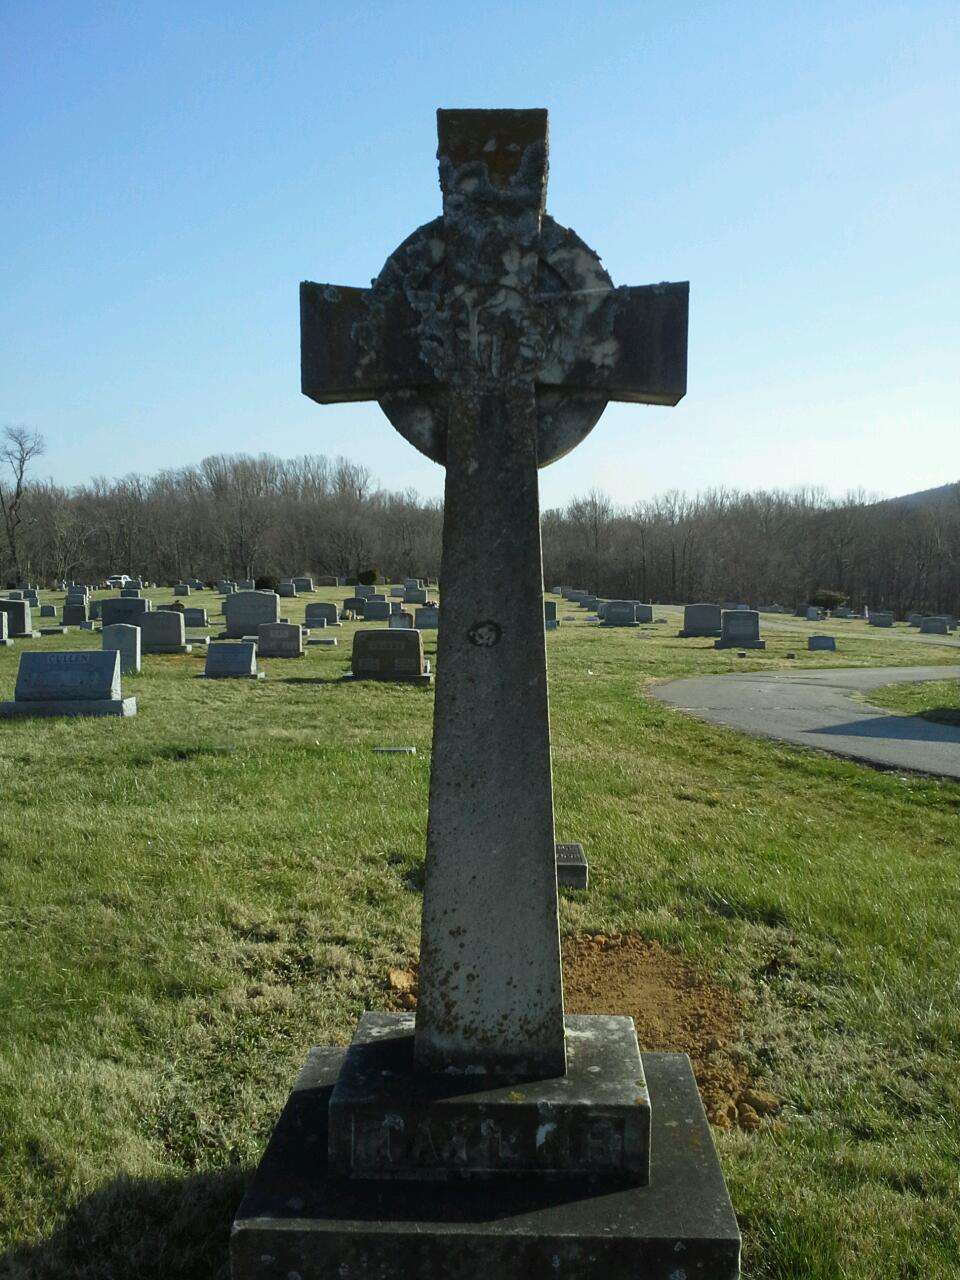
[1,1165,247,1280]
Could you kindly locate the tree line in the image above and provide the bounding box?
[2,429,958,617]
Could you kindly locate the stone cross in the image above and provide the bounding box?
[301,109,687,1081]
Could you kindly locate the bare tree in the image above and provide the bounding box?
[0,426,45,584]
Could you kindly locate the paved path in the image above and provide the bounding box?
[650,666,960,780]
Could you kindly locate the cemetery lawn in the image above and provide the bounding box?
[867,675,960,725]
[1,592,959,1279]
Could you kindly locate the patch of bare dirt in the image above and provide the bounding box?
[385,934,779,1131]
[563,933,778,1130]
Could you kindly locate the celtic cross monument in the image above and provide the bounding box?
[232,109,740,1280]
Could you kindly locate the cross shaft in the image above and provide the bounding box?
[301,108,688,1081]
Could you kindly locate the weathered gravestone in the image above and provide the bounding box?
[120,588,142,598]
[341,595,366,615]
[277,581,298,598]
[389,610,414,628]
[869,610,894,627]
[183,607,209,628]
[238,578,256,591]
[293,576,315,593]
[305,602,341,628]
[350,628,432,684]
[920,616,950,635]
[544,599,559,630]
[679,601,722,637]
[233,109,737,1280]
[0,614,10,647]
[403,586,428,605]
[62,599,89,627]
[204,641,263,678]
[601,600,640,626]
[257,622,303,657]
[715,609,765,650]
[0,600,38,638]
[414,604,440,629]
[222,590,280,638]
[39,604,57,619]
[102,623,141,674]
[100,596,149,628]
[174,583,191,596]
[361,599,392,621]
[355,584,375,600]
[0,650,136,717]
[808,634,837,652]
[141,611,192,654]
[390,586,405,597]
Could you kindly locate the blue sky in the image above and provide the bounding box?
[3,1,958,508]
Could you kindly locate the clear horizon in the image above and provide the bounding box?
[4,1,958,507]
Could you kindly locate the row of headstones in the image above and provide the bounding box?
[0,624,433,718]
[554,587,657,627]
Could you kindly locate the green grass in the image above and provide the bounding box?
[1,591,959,1278]
[867,676,960,725]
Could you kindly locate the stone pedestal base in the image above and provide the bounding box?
[232,1049,740,1280]
[328,1014,649,1182]
[143,644,193,654]
[0,697,137,718]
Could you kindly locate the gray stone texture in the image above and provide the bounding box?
[1,650,136,718]
[62,601,89,626]
[389,611,414,628]
[205,641,260,678]
[351,629,430,683]
[257,622,303,658]
[808,634,837,652]
[715,609,765,650]
[305,602,340,628]
[602,601,639,627]
[0,599,36,637]
[327,1013,650,1181]
[100,597,149,627]
[362,599,393,621]
[413,605,439,629]
[140,610,191,653]
[680,602,722,637]
[920,617,950,635]
[183,607,208,627]
[231,1048,739,1280]
[223,590,280,638]
[102,623,141,674]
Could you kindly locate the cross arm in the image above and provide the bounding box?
[300,281,439,405]
[538,282,688,406]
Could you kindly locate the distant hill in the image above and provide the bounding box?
[880,481,959,510]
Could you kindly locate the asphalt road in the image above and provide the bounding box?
[649,666,960,780]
